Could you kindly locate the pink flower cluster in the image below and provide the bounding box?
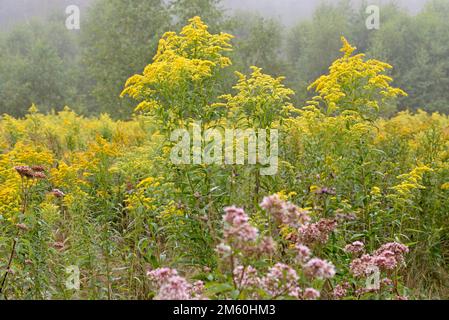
[213,197,339,300]
[217,206,276,256]
[350,242,409,277]
[215,243,232,257]
[147,267,178,287]
[232,263,325,300]
[155,275,192,300]
[298,219,338,245]
[303,288,320,300]
[261,263,300,298]
[258,236,276,254]
[233,265,261,289]
[295,244,311,263]
[344,241,365,255]
[355,278,394,297]
[333,282,351,300]
[303,258,336,279]
[223,206,259,242]
[350,255,376,277]
[260,195,310,227]
[147,268,206,300]
[261,265,318,300]
[375,242,409,263]
[14,165,47,179]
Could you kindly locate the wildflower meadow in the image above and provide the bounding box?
[1,11,449,302]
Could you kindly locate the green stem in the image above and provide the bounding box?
[0,238,17,296]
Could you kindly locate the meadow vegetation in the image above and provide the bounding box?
[1,17,449,300]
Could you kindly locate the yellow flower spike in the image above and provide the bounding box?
[371,187,382,196]
[28,103,39,114]
[122,16,234,120]
[391,166,434,199]
[340,36,357,57]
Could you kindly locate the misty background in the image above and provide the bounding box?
[0,0,428,28]
[0,0,448,118]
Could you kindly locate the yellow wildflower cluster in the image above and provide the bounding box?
[0,182,20,221]
[125,176,165,211]
[276,190,298,201]
[391,165,434,198]
[215,66,295,128]
[0,143,54,221]
[307,37,407,119]
[159,201,185,221]
[0,106,154,221]
[121,16,233,116]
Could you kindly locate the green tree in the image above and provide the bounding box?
[169,0,224,32]
[369,0,449,112]
[285,0,355,104]
[229,12,286,77]
[0,16,79,117]
[81,0,170,118]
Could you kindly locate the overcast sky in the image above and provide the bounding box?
[0,0,430,29]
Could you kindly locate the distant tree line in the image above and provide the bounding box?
[0,0,448,118]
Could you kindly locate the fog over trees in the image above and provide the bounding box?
[1,0,428,28]
[225,0,426,25]
[0,0,447,117]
